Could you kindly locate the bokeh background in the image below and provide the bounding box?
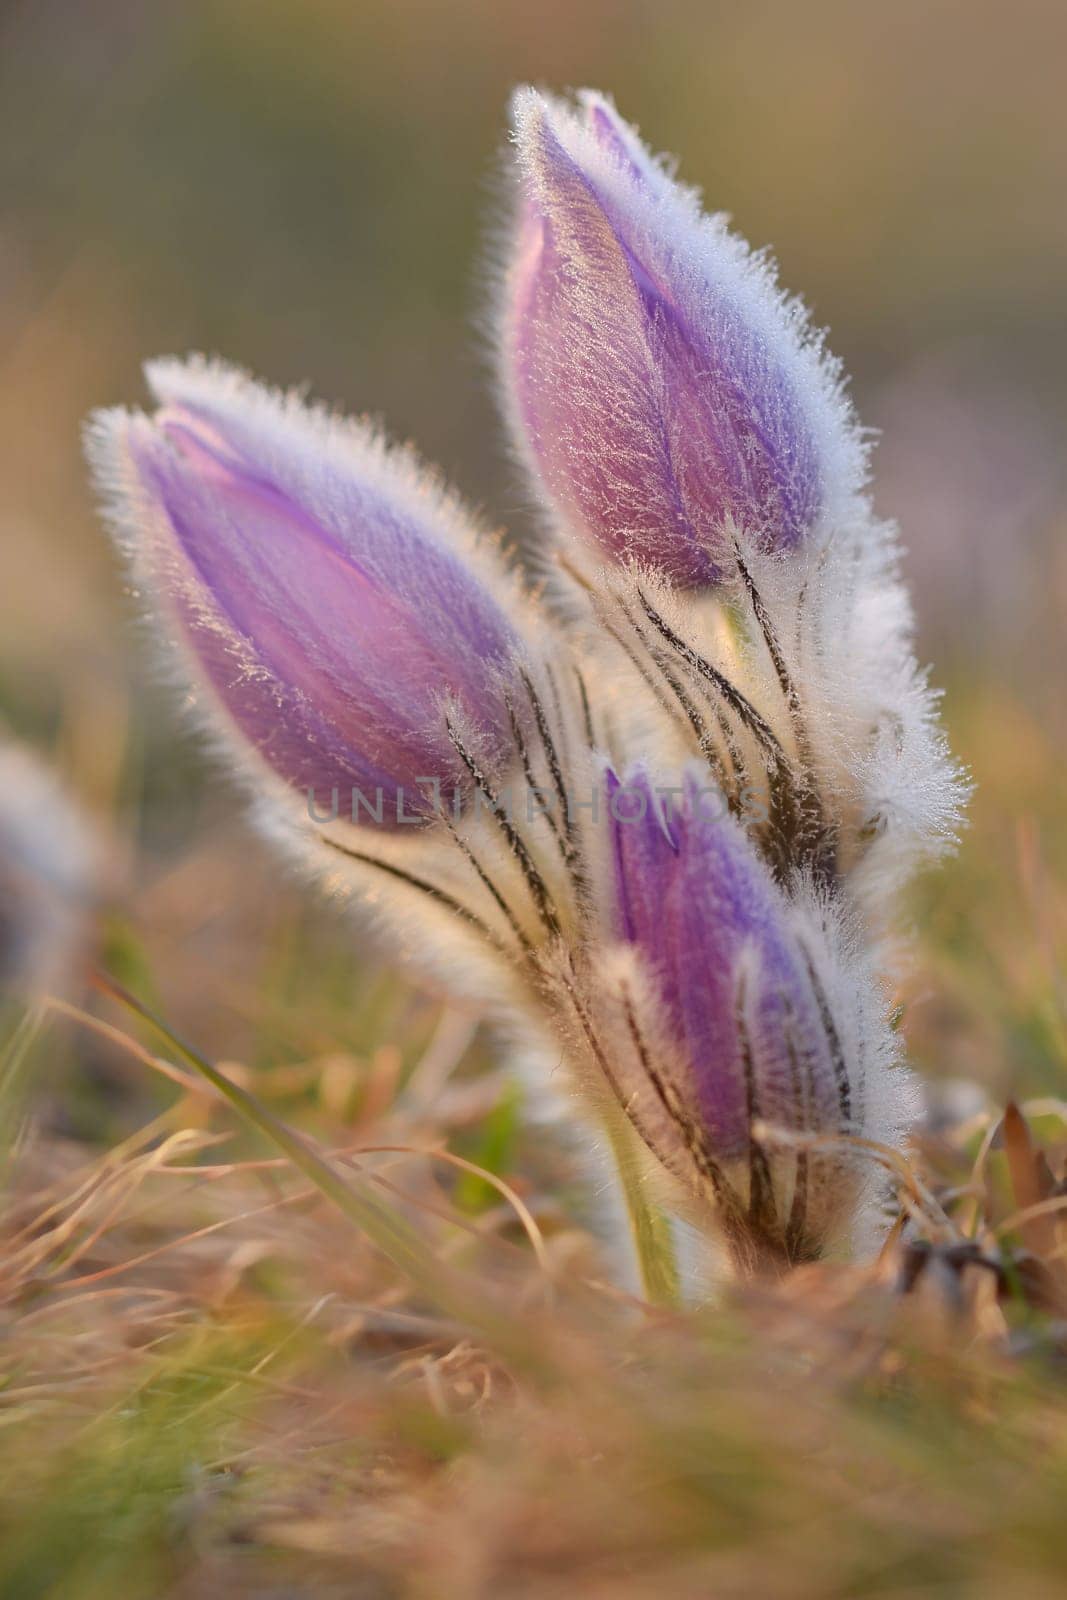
[1,0,1065,1120]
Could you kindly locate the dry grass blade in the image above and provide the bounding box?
[87,970,551,1362]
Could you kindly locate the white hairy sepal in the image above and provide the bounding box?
[736,527,969,916]
[574,536,967,937]
[783,883,921,1254]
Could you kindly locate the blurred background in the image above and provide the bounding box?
[0,0,1064,1123]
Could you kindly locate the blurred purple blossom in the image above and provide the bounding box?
[0,742,95,999]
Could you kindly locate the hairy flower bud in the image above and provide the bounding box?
[498,90,865,585]
[599,767,891,1261]
[88,360,527,827]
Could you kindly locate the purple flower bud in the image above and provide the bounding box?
[605,767,849,1176]
[88,360,526,825]
[498,90,865,586]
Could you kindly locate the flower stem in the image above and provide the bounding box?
[601,1100,680,1307]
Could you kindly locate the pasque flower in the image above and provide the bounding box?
[497,90,866,584]
[607,768,845,1151]
[88,360,527,825]
[83,89,961,1287]
[597,767,897,1263]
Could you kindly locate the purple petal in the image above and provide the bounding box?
[500,90,862,585]
[581,92,651,187]
[607,768,843,1156]
[92,365,527,825]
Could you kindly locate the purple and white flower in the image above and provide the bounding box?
[82,89,962,1284]
[496,90,867,584]
[591,767,910,1264]
[88,359,529,827]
